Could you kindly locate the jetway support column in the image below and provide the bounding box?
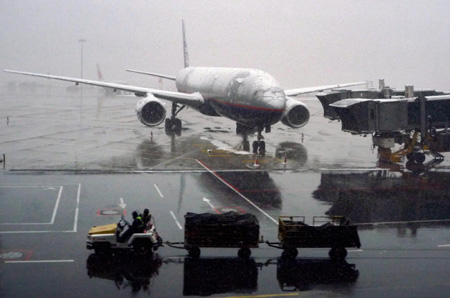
[419,94,427,148]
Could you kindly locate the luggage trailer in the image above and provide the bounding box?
[166,213,361,260]
[266,216,361,261]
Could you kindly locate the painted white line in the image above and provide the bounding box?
[0,184,65,226]
[437,244,450,247]
[0,185,63,188]
[203,197,215,209]
[5,260,74,264]
[50,186,63,224]
[0,230,76,234]
[73,183,81,232]
[119,197,127,209]
[73,208,79,233]
[358,219,450,226]
[0,222,53,226]
[170,211,183,230]
[196,159,278,225]
[154,184,164,198]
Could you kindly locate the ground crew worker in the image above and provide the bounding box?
[118,211,144,241]
[132,211,145,233]
[142,208,152,225]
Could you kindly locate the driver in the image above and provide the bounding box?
[131,211,145,233]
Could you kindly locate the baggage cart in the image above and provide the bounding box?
[267,216,361,260]
[166,212,260,258]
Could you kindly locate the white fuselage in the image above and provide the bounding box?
[175,67,287,127]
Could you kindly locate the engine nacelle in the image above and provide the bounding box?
[135,96,166,127]
[280,97,310,128]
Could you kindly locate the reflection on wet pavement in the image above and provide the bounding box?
[313,168,450,227]
[86,253,163,293]
[199,170,282,208]
[183,257,258,296]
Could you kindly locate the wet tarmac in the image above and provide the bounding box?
[1,86,450,297]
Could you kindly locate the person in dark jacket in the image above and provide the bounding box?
[142,209,152,225]
[132,211,145,233]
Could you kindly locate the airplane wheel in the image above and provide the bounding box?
[165,118,172,133]
[259,141,265,151]
[259,141,266,155]
[174,118,182,131]
[252,141,258,153]
[243,141,250,151]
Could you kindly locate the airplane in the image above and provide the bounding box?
[96,64,131,96]
[4,20,365,154]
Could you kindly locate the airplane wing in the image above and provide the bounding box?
[284,81,367,97]
[126,69,176,81]
[3,69,203,106]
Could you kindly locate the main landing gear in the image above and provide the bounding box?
[165,103,185,136]
[236,123,268,156]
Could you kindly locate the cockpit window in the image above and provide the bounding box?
[254,90,264,98]
[263,90,285,99]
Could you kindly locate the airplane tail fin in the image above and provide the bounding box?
[182,20,189,68]
[96,64,103,81]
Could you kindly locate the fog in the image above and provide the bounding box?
[1,0,450,90]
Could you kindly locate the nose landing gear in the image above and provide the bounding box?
[252,133,266,156]
[236,123,267,156]
[165,103,185,136]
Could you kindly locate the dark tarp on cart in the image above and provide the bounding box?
[184,212,260,247]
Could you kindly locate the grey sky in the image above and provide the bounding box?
[1,0,449,90]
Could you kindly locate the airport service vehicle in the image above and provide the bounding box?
[86,217,163,256]
[266,216,361,260]
[167,212,260,258]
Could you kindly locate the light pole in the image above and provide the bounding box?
[79,39,86,79]
[79,39,86,127]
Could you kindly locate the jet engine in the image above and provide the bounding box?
[280,97,310,128]
[135,96,166,127]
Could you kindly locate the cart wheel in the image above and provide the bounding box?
[329,247,347,261]
[238,248,251,259]
[93,243,110,256]
[282,248,298,259]
[188,247,200,258]
[133,239,152,255]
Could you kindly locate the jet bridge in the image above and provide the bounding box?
[316,81,450,163]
